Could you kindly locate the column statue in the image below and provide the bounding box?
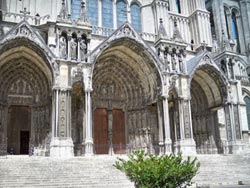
[59,36,67,59]
[80,39,87,61]
[71,38,77,60]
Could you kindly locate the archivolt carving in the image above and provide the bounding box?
[190,67,225,154]
[0,21,56,75]
[92,39,161,151]
[90,23,164,86]
[0,45,52,156]
[0,58,50,99]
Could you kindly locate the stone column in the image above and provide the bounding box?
[178,99,185,139]
[157,99,164,154]
[50,88,74,157]
[225,12,233,39]
[162,96,172,154]
[77,37,81,61]
[108,108,114,155]
[84,90,93,156]
[0,104,8,156]
[224,100,243,154]
[224,104,234,154]
[50,61,73,157]
[225,58,231,79]
[235,14,245,53]
[176,98,196,155]
[0,104,6,156]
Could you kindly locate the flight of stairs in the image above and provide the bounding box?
[0,156,134,188]
[193,154,250,186]
[0,154,249,188]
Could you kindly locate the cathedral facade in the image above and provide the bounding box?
[0,0,249,157]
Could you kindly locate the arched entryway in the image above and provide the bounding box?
[0,40,53,155]
[190,64,227,154]
[92,38,162,154]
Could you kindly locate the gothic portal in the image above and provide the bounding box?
[0,0,250,157]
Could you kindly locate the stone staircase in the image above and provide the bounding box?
[0,154,249,188]
[0,156,134,188]
[193,154,250,186]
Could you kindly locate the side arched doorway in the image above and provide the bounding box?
[92,38,162,154]
[190,64,227,154]
[0,42,53,155]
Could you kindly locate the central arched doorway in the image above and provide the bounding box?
[190,64,227,154]
[92,38,162,154]
[0,41,53,155]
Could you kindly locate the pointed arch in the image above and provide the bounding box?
[90,27,163,153]
[190,63,228,107]
[0,37,54,155]
[90,23,163,86]
[190,64,228,154]
[0,38,54,84]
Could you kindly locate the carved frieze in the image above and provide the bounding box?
[183,100,191,139]
[59,91,67,137]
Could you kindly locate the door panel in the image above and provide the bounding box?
[20,131,29,154]
[93,109,108,154]
[7,106,31,155]
[112,109,126,154]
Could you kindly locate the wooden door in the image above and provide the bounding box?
[112,109,126,154]
[20,131,29,154]
[93,109,108,154]
[7,106,31,155]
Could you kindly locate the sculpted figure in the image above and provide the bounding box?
[171,54,177,71]
[80,39,87,61]
[20,26,29,35]
[179,55,184,73]
[59,36,67,59]
[71,38,77,60]
[164,54,170,71]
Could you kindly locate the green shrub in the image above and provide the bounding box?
[114,150,200,188]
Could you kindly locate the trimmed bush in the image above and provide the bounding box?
[114,150,200,188]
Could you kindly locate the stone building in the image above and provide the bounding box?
[0,0,249,157]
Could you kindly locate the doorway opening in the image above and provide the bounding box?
[7,106,31,155]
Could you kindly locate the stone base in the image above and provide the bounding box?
[164,140,172,154]
[158,141,165,155]
[84,138,94,156]
[174,139,197,155]
[50,137,74,158]
[225,141,245,154]
[33,147,49,156]
[242,131,250,143]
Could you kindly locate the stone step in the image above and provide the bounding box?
[0,154,250,187]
